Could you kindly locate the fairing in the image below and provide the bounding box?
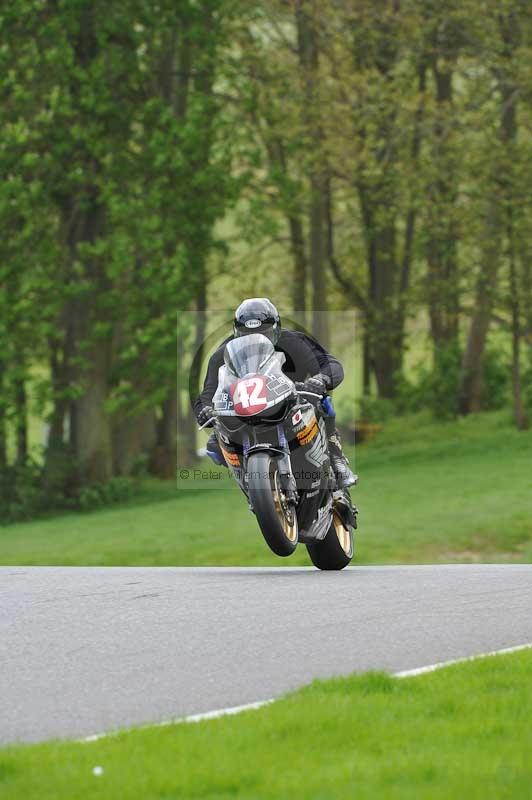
[214,334,293,416]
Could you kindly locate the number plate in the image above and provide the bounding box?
[231,377,268,416]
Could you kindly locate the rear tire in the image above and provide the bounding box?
[247,452,298,557]
[306,510,353,570]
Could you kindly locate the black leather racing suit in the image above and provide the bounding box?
[194,329,357,490]
[194,328,344,422]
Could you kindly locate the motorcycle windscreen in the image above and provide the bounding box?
[224,334,284,378]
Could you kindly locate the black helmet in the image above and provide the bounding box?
[233,298,281,344]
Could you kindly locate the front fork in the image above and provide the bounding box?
[277,424,298,504]
[242,426,298,505]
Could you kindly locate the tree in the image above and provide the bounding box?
[459,1,529,417]
[0,0,239,497]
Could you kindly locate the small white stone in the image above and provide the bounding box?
[92,766,104,777]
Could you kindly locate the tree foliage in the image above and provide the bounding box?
[1,0,531,518]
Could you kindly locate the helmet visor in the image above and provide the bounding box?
[234,320,279,343]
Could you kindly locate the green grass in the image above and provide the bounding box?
[1,410,531,566]
[2,649,532,799]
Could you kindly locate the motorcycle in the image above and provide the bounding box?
[199,333,357,570]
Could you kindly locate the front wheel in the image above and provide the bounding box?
[247,452,298,557]
[306,510,354,570]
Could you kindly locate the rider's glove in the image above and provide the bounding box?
[295,373,330,398]
[197,405,215,428]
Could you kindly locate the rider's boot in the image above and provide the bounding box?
[329,432,358,489]
[324,415,357,490]
[206,432,226,466]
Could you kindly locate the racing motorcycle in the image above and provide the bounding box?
[199,333,357,570]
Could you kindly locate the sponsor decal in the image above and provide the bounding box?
[244,318,262,328]
[267,375,291,398]
[221,446,240,467]
[214,391,233,412]
[304,436,323,467]
[296,420,319,446]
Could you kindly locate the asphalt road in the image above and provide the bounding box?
[1,565,532,745]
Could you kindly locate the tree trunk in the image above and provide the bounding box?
[250,50,308,326]
[509,235,528,430]
[358,186,403,399]
[350,8,419,401]
[460,11,519,414]
[44,320,74,487]
[61,188,112,486]
[187,282,207,461]
[264,138,308,324]
[288,214,307,325]
[0,357,6,470]
[113,408,158,475]
[459,197,501,413]
[14,374,27,466]
[176,331,197,469]
[47,351,67,452]
[296,1,329,346]
[71,334,113,484]
[54,5,113,486]
[426,62,459,359]
[139,408,158,455]
[520,246,532,365]
[309,172,328,344]
[362,326,371,395]
[156,388,179,478]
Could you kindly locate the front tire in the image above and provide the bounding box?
[306,510,354,570]
[247,452,298,557]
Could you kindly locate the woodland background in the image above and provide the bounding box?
[1,0,532,521]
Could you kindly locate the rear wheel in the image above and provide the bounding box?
[306,510,353,570]
[247,452,298,557]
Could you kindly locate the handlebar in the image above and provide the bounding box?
[197,389,325,429]
[198,416,216,431]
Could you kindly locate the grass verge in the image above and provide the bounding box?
[0,410,531,566]
[1,649,532,799]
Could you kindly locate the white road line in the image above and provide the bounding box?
[178,699,275,724]
[393,641,532,678]
[81,700,275,743]
[80,642,532,743]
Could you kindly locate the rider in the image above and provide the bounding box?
[194,298,357,490]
